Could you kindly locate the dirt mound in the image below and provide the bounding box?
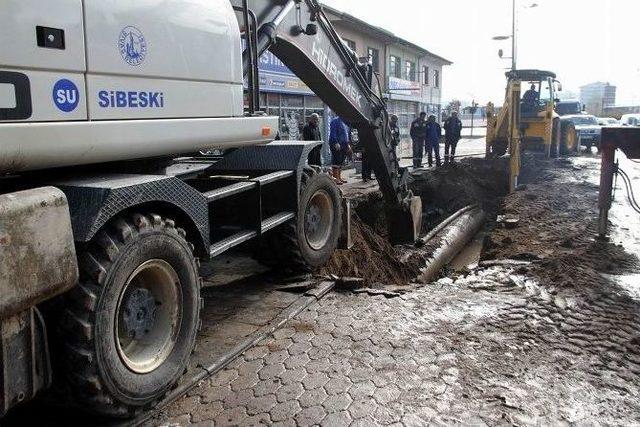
[320,158,510,286]
[482,154,638,294]
[410,158,509,231]
[319,216,421,286]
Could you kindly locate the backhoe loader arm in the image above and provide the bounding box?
[232,0,421,243]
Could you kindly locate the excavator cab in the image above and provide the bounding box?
[515,70,563,157]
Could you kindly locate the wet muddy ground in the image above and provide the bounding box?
[146,151,640,426]
[6,145,640,426]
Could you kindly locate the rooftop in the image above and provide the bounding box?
[322,4,453,65]
[580,82,616,89]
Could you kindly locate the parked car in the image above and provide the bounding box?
[597,117,619,126]
[561,114,602,151]
[555,100,584,116]
[620,114,640,127]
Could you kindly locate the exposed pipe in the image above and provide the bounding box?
[418,206,486,283]
[418,204,479,245]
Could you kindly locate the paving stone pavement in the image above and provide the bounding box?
[148,265,640,426]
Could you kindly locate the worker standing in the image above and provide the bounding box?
[443,111,463,164]
[390,114,401,156]
[410,112,428,168]
[302,113,322,142]
[425,115,442,168]
[329,116,351,185]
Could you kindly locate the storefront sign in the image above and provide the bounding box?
[388,76,421,98]
[258,51,314,95]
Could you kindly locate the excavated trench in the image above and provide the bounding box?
[320,158,510,286]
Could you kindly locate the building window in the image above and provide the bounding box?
[434,69,440,88]
[367,47,380,73]
[390,55,401,78]
[423,66,429,85]
[344,38,356,52]
[405,61,416,81]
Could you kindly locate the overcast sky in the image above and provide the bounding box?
[322,0,640,106]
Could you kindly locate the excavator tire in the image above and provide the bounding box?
[58,213,201,418]
[255,168,342,272]
[560,121,579,156]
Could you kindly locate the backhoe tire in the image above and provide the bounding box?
[255,169,342,272]
[58,214,201,418]
[560,122,578,156]
[550,118,560,158]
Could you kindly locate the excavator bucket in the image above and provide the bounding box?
[388,196,423,245]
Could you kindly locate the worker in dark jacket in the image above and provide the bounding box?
[410,112,427,168]
[443,111,463,164]
[329,116,351,184]
[425,115,442,167]
[302,113,322,141]
[390,114,401,155]
[522,84,539,113]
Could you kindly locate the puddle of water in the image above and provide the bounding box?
[602,273,640,299]
[450,231,485,271]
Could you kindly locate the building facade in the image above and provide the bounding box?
[255,5,451,142]
[580,82,617,116]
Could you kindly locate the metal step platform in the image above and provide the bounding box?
[209,211,295,257]
[203,170,294,202]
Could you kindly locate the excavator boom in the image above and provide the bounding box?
[232,0,422,243]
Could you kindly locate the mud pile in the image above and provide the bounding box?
[482,154,638,293]
[319,217,421,286]
[409,158,509,231]
[320,158,509,285]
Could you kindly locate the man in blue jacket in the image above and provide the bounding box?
[425,115,442,168]
[329,116,351,184]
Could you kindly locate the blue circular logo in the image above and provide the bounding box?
[52,79,80,112]
[119,26,147,66]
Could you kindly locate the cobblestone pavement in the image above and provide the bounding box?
[149,261,640,426]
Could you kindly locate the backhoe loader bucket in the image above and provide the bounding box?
[388,195,423,245]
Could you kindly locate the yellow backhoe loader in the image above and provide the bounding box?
[486,69,578,190]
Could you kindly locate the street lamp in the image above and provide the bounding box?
[492,1,539,71]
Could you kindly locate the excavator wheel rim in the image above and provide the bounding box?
[304,189,334,251]
[115,259,182,374]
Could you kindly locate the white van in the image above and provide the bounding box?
[620,114,640,127]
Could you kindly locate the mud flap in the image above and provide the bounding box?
[0,307,51,417]
[0,187,78,318]
[388,196,423,245]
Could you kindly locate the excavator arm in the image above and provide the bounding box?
[231,0,422,243]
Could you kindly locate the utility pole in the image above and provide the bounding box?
[512,0,517,71]
[469,100,479,137]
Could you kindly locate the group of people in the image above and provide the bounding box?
[301,110,463,185]
[410,111,463,168]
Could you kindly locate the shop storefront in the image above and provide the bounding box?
[385,76,441,153]
[258,51,327,140]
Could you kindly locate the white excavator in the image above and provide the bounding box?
[0,0,422,418]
